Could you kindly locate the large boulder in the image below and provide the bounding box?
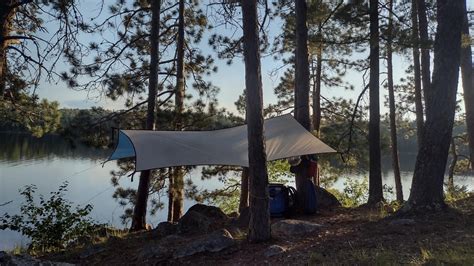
[0,251,74,266]
[173,229,236,258]
[264,245,287,257]
[151,221,178,238]
[178,204,229,234]
[315,186,341,209]
[271,219,324,238]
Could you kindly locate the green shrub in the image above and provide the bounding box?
[0,182,101,254]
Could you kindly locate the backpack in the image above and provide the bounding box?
[268,183,297,218]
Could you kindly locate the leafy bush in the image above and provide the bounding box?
[445,185,471,202]
[0,182,100,254]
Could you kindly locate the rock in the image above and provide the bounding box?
[389,218,416,226]
[178,210,212,233]
[137,245,170,261]
[178,204,229,234]
[173,229,236,258]
[271,219,324,238]
[0,251,74,266]
[264,245,287,257]
[161,234,185,244]
[151,221,178,238]
[187,204,228,221]
[79,246,106,259]
[315,186,341,209]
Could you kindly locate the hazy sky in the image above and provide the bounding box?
[34,0,472,117]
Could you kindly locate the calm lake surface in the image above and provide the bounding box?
[1,132,473,250]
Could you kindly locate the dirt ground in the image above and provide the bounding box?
[45,196,474,265]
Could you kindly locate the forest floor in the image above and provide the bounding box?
[44,195,474,265]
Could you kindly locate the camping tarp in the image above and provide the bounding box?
[109,114,336,171]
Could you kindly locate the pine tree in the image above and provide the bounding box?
[460,0,474,169]
[385,0,403,202]
[405,0,463,212]
[367,0,383,205]
[131,0,161,231]
[241,0,271,242]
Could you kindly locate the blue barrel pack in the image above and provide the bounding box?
[268,183,296,217]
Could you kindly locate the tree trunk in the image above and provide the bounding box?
[460,0,474,169]
[167,170,174,222]
[241,0,271,242]
[387,0,403,202]
[311,30,322,187]
[130,0,161,231]
[411,0,425,146]
[239,167,249,213]
[406,0,463,211]
[0,2,13,98]
[367,0,383,205]
[171,0,186,222]
[294,0,312,209]
[447,137,457,191]
[417,0,431,114]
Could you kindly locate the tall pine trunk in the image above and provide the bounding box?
[171,0,186,221]
[241,0,271,242]
[294,0,312,208]
[311,28,323,187]
[167,170,174,222]
[386,0,403,202]
[367,0,383,204]
[130,0,161,231]
[239,167,249,212]
[411,0,425,146]
[417,0,431,112]
[460,0,474,169]
[447,137,457,191]
[406,0,463,211]
[0,2,13,98]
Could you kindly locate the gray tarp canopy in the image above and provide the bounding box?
[109,114,336,171]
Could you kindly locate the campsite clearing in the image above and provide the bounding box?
[41,195,474,265]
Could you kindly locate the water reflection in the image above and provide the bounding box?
[0,132,110,165]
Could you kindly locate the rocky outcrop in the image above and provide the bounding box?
[178,204,229,234]
[271,219,324,238]
[173,229,236,258]
[315,186,341,209]
[151,221,178,238]
[0,251,74,266]
[264,245,287,257]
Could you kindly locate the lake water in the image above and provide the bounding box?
[1,132,473,250]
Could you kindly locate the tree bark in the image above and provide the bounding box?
[367,0,383,205]
[130,0,161,231]
[417,0,431,114]
[460,0,474,169]
[167,170,174,222]
[411,0,425,146]
[241,0,271,242]
[387,0,403,202]
[0,2,13,98]
[171,0,186,221]
[294,0,312,209]
[447,137,457,191]
[311,28,323,187]
[407,0,463,211]
[239,167,249,213]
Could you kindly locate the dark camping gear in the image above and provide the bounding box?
[304,179,317,214]
[269,183,297,217]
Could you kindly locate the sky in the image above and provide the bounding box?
[33,0,473,117]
